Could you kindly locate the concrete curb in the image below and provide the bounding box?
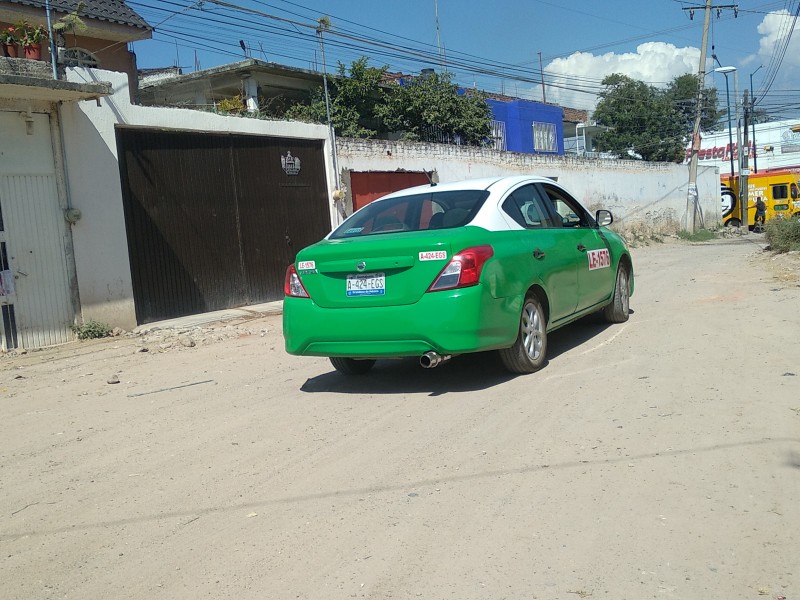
[132,301,283,334]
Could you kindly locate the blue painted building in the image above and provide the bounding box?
[392,72,568,155]
[486,97,565,155]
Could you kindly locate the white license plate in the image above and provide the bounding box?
[346,273,385,296]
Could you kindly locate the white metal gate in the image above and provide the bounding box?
[0,110,73,349]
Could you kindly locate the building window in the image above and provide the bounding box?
[59,48,100,68]
[533,121,557,153]
[491,120,507,151]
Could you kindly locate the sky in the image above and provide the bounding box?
[127,0,800,119]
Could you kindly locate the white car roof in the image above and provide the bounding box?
[340,175,574,235]
[380,175,562,198]
[326,175,580,237]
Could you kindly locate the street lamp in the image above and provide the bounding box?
[715,66,736,179]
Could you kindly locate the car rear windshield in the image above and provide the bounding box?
[329,190,490,239]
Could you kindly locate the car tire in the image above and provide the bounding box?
[602,264,630,323]
[725,218,741,228]
[499,294,547,374]
[329,357,376,375]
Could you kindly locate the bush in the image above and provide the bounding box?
[216,95,245,114]
[72,320,112,340]
[677,229,716,242]
[764,217,800,252]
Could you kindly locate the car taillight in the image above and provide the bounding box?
[428,245,494,292]
[284,265,310,298]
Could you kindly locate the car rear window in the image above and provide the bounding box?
[329,190,490,239]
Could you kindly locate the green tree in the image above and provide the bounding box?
[665,73,721,133]
[376,70,492,145]
[286,58,493,145]
[284,57,389,138]
[593,74,688,162]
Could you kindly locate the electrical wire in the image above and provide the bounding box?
[127,0,636,110]
[753,1,800,104]
[128,0,800,116]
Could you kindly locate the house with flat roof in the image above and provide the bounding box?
[138,59,592,157]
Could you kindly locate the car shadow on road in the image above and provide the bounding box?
[300,352,513,396]
[300,312,627,396]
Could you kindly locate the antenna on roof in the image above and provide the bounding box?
[434,0,447,72]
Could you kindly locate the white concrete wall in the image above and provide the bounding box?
[337,139,721,234]
[61,68,333,330]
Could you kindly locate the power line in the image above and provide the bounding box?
[754,2,800,103]
[130,0,800,117]
[130,0,614,108]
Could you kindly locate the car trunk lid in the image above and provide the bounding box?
[295,231,454,308]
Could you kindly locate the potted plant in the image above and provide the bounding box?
[1,25,19,58]
[17,21,48,60]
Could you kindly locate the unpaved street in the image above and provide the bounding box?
[2,237,799,600]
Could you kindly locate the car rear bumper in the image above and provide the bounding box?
[283,285,519,358]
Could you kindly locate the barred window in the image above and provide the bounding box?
[60,48,100,68]
[533,121,557,153]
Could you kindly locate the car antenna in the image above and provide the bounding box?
[424,170,439,186]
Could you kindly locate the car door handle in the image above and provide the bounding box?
[533,248,546,259]
[576,244,587,252]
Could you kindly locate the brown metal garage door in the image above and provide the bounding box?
[116,127,330,324]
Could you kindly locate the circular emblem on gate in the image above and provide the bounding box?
[356,261,367,272]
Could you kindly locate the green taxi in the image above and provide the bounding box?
[283,176,633,374]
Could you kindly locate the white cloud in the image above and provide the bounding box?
[543,42,700,111]
[755,10,800,68]
[739,10,800,111]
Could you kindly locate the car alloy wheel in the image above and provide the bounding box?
[499,294,547,374]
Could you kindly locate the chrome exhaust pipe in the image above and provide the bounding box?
[420,351,451,369]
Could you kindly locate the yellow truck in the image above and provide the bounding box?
[721,170,800,228]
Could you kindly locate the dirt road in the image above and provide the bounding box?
[2,237,799,600]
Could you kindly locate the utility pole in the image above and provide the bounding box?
[733,70,745,231]
[750,65,763,173]
[741,88,750,229]
[316,17,343,222]
[683,2,739,233]
[538,51,546,103]
[684,0,712,234]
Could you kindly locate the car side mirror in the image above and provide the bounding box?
[595,209,613,227]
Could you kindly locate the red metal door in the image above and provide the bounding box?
[350,171,431,211]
